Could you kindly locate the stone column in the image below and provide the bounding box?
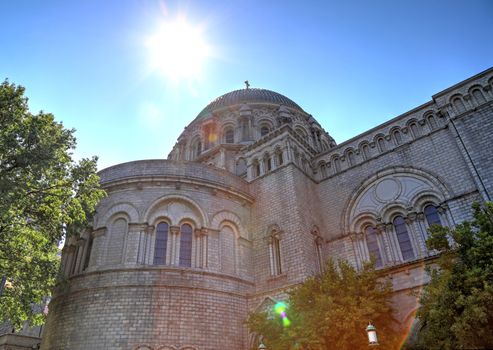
[405,212,425,258]
[201,228,209,268]
[170,225,180,266]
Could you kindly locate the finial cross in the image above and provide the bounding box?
[244,80,250,89]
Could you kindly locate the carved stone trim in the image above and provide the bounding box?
[92,227,107,237]
[170,226,180,235]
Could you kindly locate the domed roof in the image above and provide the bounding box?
[197,88,304,118]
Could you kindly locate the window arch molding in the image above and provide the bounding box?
[389,127,403,146]
[265,224,283,276]
[144,195,208,228]
[343,167,452,235]
[406,119,421,139]
[358,141,371,160]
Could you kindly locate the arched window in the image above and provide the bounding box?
[236,158,247,177]
[361,143,370,160]
[179,224,193,267]
[452,97,466,113]
[270,235,282,275]
[260,125,270,137]
[393,130,402,145]
[296,127,308,141]
[333,156,341,172]
[365,226,382,268]
[377,137,386,152]
[224,128,234,143]
[427,115,437,130]
[424,205,442,227]
[393,216,415,261]
[346,151,355,167]
[409,123,420,139]
[472,89,486,105]
[153,222,169,265]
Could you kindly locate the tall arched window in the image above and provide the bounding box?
[224,128,234,143]
[365,226,382,268]
[361,143,370,160]
[409,123,420,139]
[346,151,355,167]
[424,205,442,227]
[393,130,402,145]
[452,97,466,113]
[427,115,437,130]
[333,156,341,172]
[270,235,282,275]
[472,89,486,104]
[153,222,169,265]
[393,216,415,261]
[179,224,193,267]
[252,159,260,178]
[377,137,386,152]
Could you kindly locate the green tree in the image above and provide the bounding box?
[412,202,493,349]
[0,80,105,328]
[247,259,400,350]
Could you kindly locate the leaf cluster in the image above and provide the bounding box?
[0,80,106,328]
[247,259,400,350]
[413,202,493,349]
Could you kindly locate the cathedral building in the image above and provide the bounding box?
[38,67,493,349]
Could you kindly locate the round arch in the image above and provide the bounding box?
[144,195,209,227]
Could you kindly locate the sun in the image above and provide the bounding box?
[147,17,210,81]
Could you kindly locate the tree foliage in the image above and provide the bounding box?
[247,259,400,350]
[412,202,493,349]
[0,80,105,328]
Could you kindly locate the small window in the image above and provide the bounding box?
[315,239,323,273]
[225,128,234,143]
[377,138,386,152]
[409,123,420,139]
[393,130,402,145]
[393,216,415,261]
[260,126,270,137]
[153,222,169,265]
[346,151,355,166]
[179,224,193,267]
[252,159,261,177]
[365,226,382,268]
[333,156,341,172]
[361,144,370,160]
[270,236,282,275]
[424,205,442,227]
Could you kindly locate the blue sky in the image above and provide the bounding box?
[1,1,492,169]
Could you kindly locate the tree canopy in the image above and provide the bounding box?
[411,202,493,349]
[0,80,105,328]
[247,259,400,350]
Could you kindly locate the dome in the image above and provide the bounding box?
[197,88,305,118]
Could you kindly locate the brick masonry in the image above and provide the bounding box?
[38,68,493,350]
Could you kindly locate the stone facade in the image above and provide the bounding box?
[39,68,493,349]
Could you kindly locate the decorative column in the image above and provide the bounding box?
[201,228,208,268]
[72,238,86,275]
[405,212,425,258]
[169,225,180,265]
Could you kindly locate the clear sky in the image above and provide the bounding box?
[1,0,492,169]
